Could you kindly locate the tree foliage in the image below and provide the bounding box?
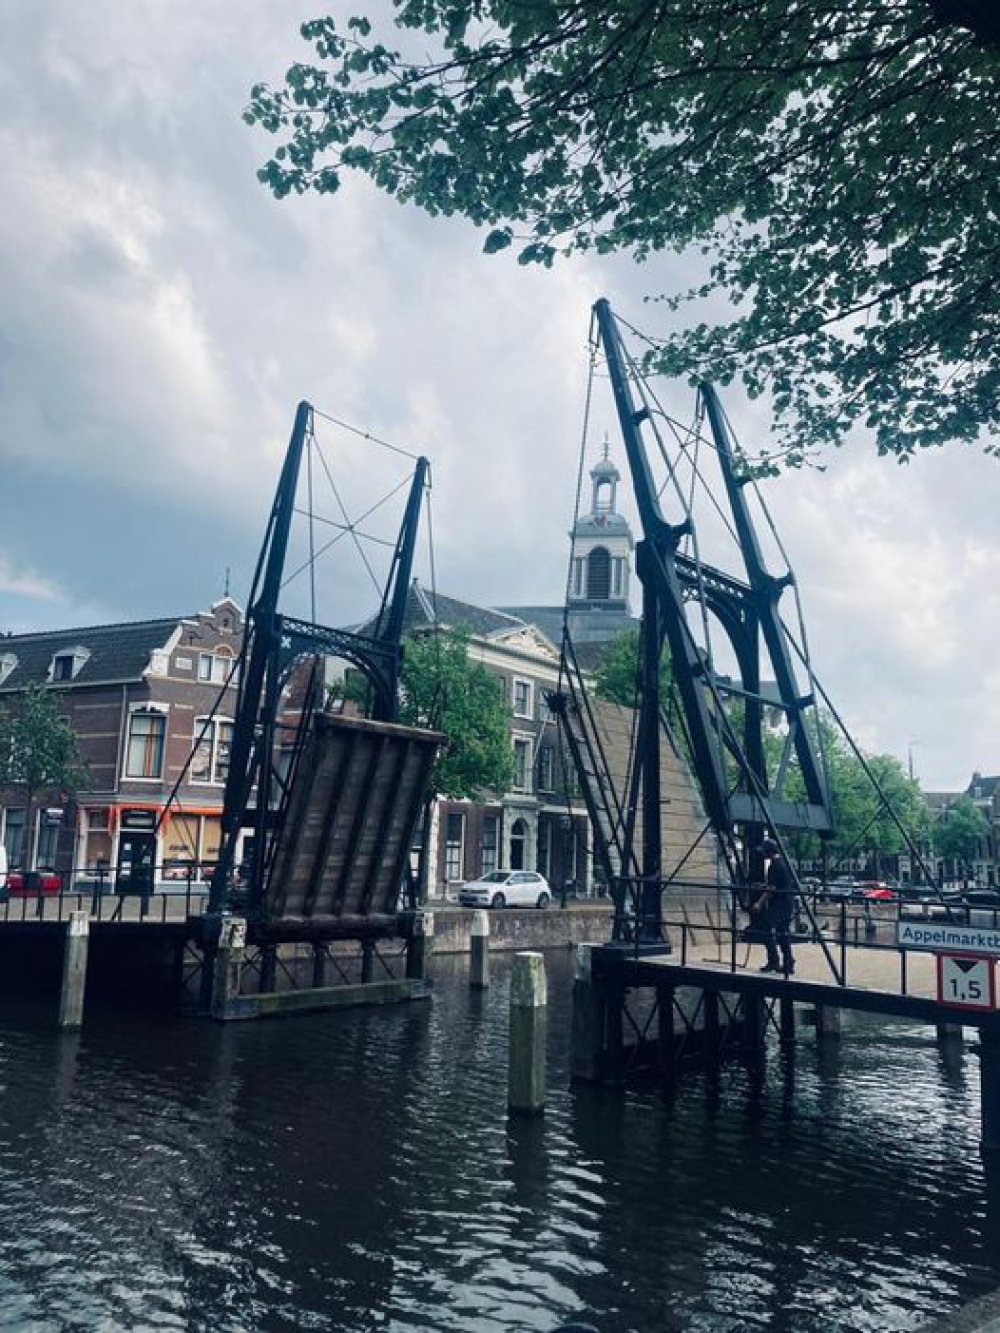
[592,628,671,707]
[397,628,514,799]
[0,684,85,868]
[247,2,1000,463]
[933,793,989,867]
[823,743,929,866]
[749,710,927,866]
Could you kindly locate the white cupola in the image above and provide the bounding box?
[568,436,634,609]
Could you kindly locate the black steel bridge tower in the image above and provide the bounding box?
[554,300,835,946]
[208,401,429,918]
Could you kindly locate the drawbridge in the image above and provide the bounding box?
[558,302,1000,1159]
[177,400,444,1015]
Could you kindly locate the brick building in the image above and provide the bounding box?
[0,599,244,885]
[376,582,592,897]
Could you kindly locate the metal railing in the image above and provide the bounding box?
[610,875,978,995]
[0,860,218,926]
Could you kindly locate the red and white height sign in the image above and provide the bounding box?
[936,952,997,1012]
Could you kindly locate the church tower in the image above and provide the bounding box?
[568,439,634,613]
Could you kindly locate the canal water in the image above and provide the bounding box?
[1,952,998,1332]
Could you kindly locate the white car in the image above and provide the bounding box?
[458,869,552,910]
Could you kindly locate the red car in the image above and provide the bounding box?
[861,881,897,901]
[7,871,62,895]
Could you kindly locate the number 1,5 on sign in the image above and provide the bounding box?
[936,953,996,1012]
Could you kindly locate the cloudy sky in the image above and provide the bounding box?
[1,1,998,790]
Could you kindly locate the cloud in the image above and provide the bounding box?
[0,553,60,602]
[0,0,997,790]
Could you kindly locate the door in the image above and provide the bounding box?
[510,818,527,870]
[117,831,155,896]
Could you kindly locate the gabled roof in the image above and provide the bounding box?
[356,581,529,642]
[968,774,1000,799]
[498,604,639,652]
[0,617,184,691]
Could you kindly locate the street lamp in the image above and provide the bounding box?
[908,741,920,783]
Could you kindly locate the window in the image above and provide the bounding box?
[445,812,465,882]
[35,810,61,870]
[612,557,625,597]
[587,547,611,600]
[510,818,527,870]
[191,718,234,784]
[565,822,578,885]
[513,737,532,792]
[537,821,551,877]
[481,815,499,876]
[513,679,533,719]
[537,747,554,792]
[198,651,234,685]
[2,808,25,868]
[83,808,112,870]
[126,709,166,779]
[0,653,16,686]
[48,646,90,682]
[594,479,612,513]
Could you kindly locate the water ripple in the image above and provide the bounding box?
[0,963,996,1330]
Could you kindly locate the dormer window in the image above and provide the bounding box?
[198,649,235,685]
[0,653,16,686]
[48,646,90,683]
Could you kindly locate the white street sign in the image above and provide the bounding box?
[897,920,1000,957]
[936,953,996,1012]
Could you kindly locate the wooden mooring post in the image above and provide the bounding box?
[470,910,490,990]
[57,911,89,1031]
[508,951,547,1115]
[406,911,434,981]
[211,917,247,1021]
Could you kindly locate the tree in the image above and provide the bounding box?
[0,684,85,871]
[381,628,514,899]
[592,628,672,707]
[247,3,1000,463]
[398,627,514,801]
[771,715,928,871]
[933,794,989,879]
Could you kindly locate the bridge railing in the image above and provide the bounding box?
[610,875,978,992]
[0,860,217,926]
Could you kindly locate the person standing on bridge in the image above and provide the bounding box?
[758,837,795,976]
